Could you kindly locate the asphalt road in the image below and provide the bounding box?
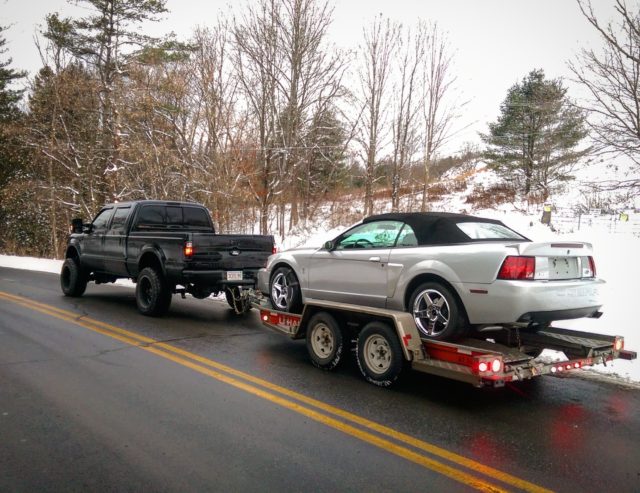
[1,267,638,492]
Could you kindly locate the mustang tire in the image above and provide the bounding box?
[269,266,302,313]
[409,282,467,340]
[306,312,344,371]
[356,321,404,387]
[60,258,88,297]
[136,267,172,316]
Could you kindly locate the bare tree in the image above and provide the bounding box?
[234,0,346,235]
[277,0,346,230]
[233,0,281,234]
[355,16,398,216]
[570,0,640,191]
[390,24,424,211]
[419,23,459,211]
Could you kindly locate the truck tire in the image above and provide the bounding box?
[408,282,467,341]
[356,321,404,387]
[306,312,344,371]
[136,267,172,316]
[60,258,88,297]
[269,266,302,313]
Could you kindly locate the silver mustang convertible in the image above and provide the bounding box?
[257,212,604,340]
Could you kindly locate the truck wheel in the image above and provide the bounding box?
[60,258,88,297]
[269,266,302,313]
[306,312,344,371]
[356,321,404,387]
[136,267,171,316]
[409,282,467,341]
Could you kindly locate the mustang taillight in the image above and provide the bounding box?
[184,241,194,258]
[588,256,596,277]
[497,256,535,280]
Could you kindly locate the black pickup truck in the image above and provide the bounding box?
[60,200,274,316]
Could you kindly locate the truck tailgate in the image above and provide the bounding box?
[188,234,274,270]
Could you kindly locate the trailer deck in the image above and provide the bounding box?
[253,297,636,387]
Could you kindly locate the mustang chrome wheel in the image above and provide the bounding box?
[413,288,451,337]
[271,271,291,310]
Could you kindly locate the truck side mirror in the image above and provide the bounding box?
[82,223,93,234]
[71,218,83,234]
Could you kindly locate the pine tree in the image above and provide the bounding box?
[482,69,589,200]
[0,25,27,187]
[0,25,34,254]
[43,0,170,200]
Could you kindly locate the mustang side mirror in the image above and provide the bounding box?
[323,240,334,251]
[71,218,83,234]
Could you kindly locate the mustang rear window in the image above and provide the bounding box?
[456,222,525,240]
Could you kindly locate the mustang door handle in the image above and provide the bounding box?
[369,256,381,262]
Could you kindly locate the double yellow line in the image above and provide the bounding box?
[0,291,551,493]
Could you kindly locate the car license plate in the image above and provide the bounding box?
[550,257,579,279]
[226,271,242,281]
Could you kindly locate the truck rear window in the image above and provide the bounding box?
[133,205,213,231]
[183,207,211,229]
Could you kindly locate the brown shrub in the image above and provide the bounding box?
[465,183,516,209]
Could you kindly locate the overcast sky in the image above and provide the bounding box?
[1,0,619,152]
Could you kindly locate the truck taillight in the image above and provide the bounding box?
[272,245,278,254]
[184,241,194,258]
[497,256,535,280]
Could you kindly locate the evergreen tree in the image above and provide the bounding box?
[0,25,32,256]
[0,25,27,188]
[43,0,170,199]
[481,69,589,199]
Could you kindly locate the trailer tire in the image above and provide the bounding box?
[356,321,404,387]
[60,258,88,297]
[306,312,344,371]
[136,267,172,316]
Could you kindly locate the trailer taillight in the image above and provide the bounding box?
[184,241,194,258]
[474,356,503,375]
[614,337,624,351]
[497,256,535,280]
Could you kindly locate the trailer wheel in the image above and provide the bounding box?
[136,267,172,316]
[60,258,88,297]
[306,312,344,371]
[356,321,404,387]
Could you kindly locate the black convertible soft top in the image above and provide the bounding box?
[362,212,527,245]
